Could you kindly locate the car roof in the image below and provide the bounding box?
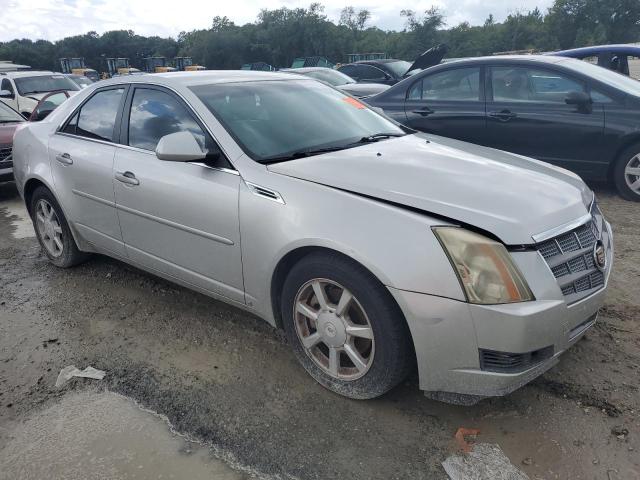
[280,67,333,73]
[2,70,59,78]
[551,44,640,57]
[97,70,305,88]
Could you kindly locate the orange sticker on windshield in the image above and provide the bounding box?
[342,97,366,109]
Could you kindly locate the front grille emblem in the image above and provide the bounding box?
[593,240,606,272]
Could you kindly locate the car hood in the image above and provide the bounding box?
[338,83,390,98]
[267,134,591,245]
[0,123,20,145]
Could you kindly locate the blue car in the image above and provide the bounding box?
[550,44,640,78]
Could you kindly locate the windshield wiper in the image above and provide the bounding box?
[358,132,406,143]
[261,145,350,164]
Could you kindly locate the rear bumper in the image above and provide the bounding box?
[389,220,613,399]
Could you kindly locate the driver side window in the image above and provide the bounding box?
[127,87,229,168]
[1,78,14,95]
[491,66,586,104]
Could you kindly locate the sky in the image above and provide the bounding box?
[0,0,554,42]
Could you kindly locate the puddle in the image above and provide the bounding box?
[1,197,34,238]
[0,391,251,480]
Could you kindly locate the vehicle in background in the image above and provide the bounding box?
[0,61,31,72]
[28,90,73,122]
[174,57,206,72]
[12,71,612,403]
[337,44,448,85]
[59,58,99,82]
[550,44,640,80]
[0,71,80,117]
[241,62,276,71]
[346,53,387,63]
[144,57,176,74]
[290,56,334,69]
[0,101,25,181]
[367,54,640,201]
[106,58,142,77]
[65,74,94,89]
[280,67,389,98]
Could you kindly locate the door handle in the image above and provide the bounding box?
[55,153,73,165]
[115,171,139,186]
[488,110,517,122]
[412,106,434,116]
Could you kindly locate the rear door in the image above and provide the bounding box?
[484,64,605,178]
[112,85,245,303]
[50,86,127,256]
[403,65,486,144]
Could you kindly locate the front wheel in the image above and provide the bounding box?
[30,186,89,267]
[281,252,413,399]
[613,144,640,202]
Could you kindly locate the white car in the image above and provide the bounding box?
[0,71,80,117]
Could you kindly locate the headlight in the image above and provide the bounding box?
[433,227,534,305]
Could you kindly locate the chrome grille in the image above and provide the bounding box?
[536,205,606,304]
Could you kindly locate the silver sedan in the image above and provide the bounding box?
[12,71,613,403]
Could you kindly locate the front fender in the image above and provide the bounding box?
[239,173,465,325]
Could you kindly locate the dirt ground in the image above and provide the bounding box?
[0,180,638,479]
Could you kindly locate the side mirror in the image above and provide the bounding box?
[155,131,207,162]
[30,107,54,122]
[0,89,13,98]
[565,91,591,106]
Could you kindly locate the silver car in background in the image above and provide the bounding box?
[12,71,613,403]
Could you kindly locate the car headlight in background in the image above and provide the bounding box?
[433,227,534,305]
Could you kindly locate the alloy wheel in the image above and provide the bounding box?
[35,199,64,258]
[293,278,375,380]
[624,153,640,195]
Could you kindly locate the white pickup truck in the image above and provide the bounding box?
[0,71,79,117]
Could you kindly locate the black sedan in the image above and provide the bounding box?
[367,55,640,201]
[337,45,448,86]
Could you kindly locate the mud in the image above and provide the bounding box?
[1,181,639,479]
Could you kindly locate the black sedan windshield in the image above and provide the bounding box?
[561,58,640,96]
[14,75,80,96]
[191,80,404,162]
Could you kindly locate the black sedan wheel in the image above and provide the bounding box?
[614,144,640,202]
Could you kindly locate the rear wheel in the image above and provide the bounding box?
[281,252,413,399]
[30,186,89,267]
[613,144,640,202]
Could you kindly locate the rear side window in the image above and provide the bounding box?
[409,67,480,101]
[128,88,207,151]
[491,67,585,104]
[66,88,124,142]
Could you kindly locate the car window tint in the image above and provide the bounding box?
[75,88,124,142]
[492,66,585,104]
[590,88,614,103]
[630,55,640,80]
[355,65,387,81]
[414,67,480,101]
[62,112,79,134]
[1,78,13,94]
[337,65,357,78]
[128,88,208,151]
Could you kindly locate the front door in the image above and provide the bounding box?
[484,65,605,178]
[49,86,127,256]
[113,85,245,303]
[403,65,486,144]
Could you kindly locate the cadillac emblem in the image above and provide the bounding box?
[593,240,606,272]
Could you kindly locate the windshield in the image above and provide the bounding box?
[300,69,355,86]
[70,75,93,88]
[0,102,24,123]
[190,79,404,162]
[14,75,80,96]
[560,58,640,95]
[386,60,412,77]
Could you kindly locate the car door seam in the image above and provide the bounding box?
[115,203,235,246]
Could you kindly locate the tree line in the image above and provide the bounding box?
[1,0,639,73]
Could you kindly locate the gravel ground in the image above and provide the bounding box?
[0,180,638,479]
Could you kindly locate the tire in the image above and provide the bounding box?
[281,251,414,399]
[613,143,640,202]
[30,186,89,268]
